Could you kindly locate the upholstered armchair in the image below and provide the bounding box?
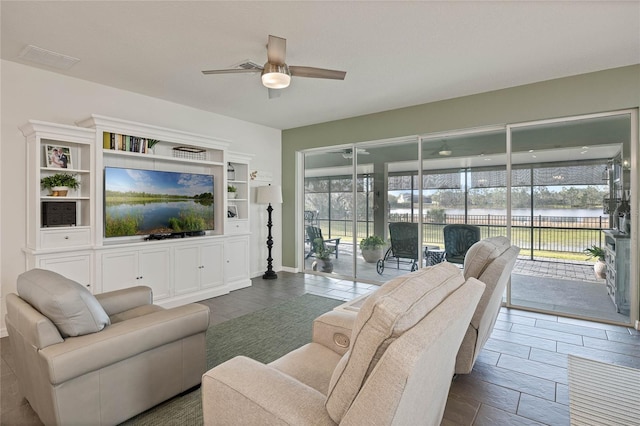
[5,268,210,426]
[202,262,485,425]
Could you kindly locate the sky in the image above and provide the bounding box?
[105,167,213,196]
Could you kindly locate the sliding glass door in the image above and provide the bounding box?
[507,112,635,324]
[299,109,637,326]
[302,139,419,283]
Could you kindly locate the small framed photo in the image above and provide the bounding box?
[45,145,73,169]
[227,205,238,219]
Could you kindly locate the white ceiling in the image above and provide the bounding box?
[2,1,639,130]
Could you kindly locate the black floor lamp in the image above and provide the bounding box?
[256,184,283,279]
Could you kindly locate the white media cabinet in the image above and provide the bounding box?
[21,115,252,307]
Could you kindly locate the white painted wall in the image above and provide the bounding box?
[0,60,282,335]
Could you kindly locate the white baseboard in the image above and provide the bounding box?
[635,320,639,331]
[281,266,298,273]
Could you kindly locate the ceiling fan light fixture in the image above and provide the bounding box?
[261,63,291,89]
[437,141,452,156]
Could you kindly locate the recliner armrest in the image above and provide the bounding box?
[312,310,356,355]
[202,356,335,425]
[95,286,153,316]
[39,303,209,385]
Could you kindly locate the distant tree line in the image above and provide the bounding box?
[105,190,212,200]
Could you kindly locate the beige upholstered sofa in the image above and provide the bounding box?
[5,268,210,426]
[202,262,485,425]
[333,236,519,375]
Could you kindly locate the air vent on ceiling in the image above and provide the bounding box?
[18,45,80,70]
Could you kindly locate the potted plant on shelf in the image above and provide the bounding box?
[227,185,237,199]
[312,238,334,273]
[360,235,385,263]
[584,245,606,279]
[41,173,79,196]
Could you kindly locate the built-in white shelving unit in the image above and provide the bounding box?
[22,115,252,304]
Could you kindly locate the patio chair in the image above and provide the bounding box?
[306,226,340,259]
[376,222,420,274]
[304,210,319,227]
[443,224,481,264]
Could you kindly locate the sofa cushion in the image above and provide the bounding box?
[325,262,465,423]
[463,236,511,280]
[17,269,110,337]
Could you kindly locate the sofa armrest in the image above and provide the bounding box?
[312,310,357,355]
[202,356,335,426]
[39,303,209,385]
[95,286,153,316]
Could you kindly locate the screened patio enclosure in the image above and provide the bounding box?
[301,110,636,326]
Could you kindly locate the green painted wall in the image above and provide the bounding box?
[282,65,640,269]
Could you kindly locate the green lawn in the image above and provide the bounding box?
[320,222,602,262]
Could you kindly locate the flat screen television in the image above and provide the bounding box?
[104,167,214,238]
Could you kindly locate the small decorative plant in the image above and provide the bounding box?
[584,245,606,279]
[313,238,334,260]
[40,173,79,190]
[584,245,605,261]
[227,185,237,193]
[360,235,385,250]
[360,235,385,263]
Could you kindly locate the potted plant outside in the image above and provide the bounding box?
[584,245,606,279]
[41,173,79,196]
[312,238,334,273]
[360,235,385,263]
[227,185,237,199]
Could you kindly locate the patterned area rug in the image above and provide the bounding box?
[120,293,343,426]
[568,355,640,425]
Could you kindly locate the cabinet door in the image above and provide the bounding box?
[139,248,171,300]
[225,236,250,286]
[173,245,201,294]
[38,253,92,291]
[101,251,139,293]
[200,242,224,289]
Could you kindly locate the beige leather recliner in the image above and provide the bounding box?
[5,268,210,426]
[202,262,485,425]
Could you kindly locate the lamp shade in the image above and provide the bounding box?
[256,185,283,204]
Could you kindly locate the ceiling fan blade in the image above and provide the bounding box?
[201,68,262,75]
[267,35,287,65]
[268,88,281,99]
[289,66,346,80]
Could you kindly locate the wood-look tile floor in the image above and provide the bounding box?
[1,271,638,425]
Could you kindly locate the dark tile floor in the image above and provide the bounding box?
[1,271,639,425]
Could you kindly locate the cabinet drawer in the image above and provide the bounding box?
[40,228,91,249]
[226,219,249,234]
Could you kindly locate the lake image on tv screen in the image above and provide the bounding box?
[104,167,214,237]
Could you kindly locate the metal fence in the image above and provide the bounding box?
[315,213,609,259]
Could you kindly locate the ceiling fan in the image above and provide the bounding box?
[202,35,346,97]
[330,148,370,159]
[427,141,452,157]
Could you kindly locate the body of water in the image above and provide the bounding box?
[392,207,607,218]
[106,200,214,234]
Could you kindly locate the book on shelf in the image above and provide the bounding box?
[103,132,150,154]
